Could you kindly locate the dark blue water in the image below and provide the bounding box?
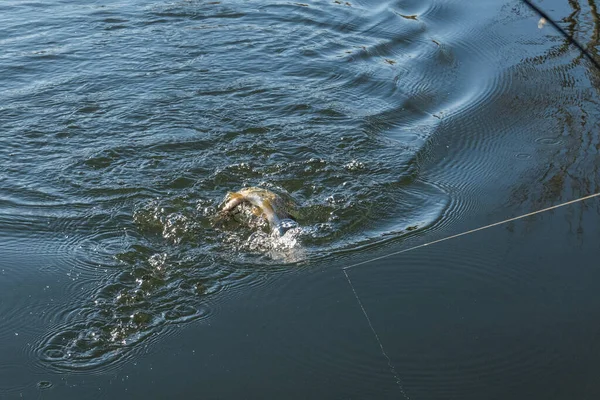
[1,0,600,398]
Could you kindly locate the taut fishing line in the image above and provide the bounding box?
[344,192,600,271]
[341,1,600,397]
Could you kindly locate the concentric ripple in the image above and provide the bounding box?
[0,0,490,373]
[2,0,593,378]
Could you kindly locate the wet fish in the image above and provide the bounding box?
[217,187,298,236]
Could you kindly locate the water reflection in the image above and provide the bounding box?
[506,0,600,220]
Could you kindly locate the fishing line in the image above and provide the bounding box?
[343,269,410,399]
[522,0,600,70]
[344,192,600,271]
[342,192,600,399]
[341,2,600,396]
[343,0,600,273]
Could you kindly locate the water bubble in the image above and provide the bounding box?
[37,381,53,390]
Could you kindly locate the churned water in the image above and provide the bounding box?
[1,0,600,397]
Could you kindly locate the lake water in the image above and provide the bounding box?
[2,0,600,398]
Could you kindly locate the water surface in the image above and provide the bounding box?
[1,0,600,397]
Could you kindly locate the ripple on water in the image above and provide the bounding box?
[33,250,220,372]
[0,363,33,393]
[0,214,116,340]
[423,58,586,228]
[244,267,397,388]
[0,0,543,376]
[535,136,563,146]
[0,253,28,340]
[345,234,572,398]
[28,161,448,372]
[395,343,563,399]
[31,193,296,372]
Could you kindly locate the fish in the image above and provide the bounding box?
[217,187,298,236]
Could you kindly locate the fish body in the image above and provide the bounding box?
[219,187,298,235]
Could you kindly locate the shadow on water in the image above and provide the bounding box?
[0,0,599,384]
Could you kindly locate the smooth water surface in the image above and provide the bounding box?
[1,0,600,397]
